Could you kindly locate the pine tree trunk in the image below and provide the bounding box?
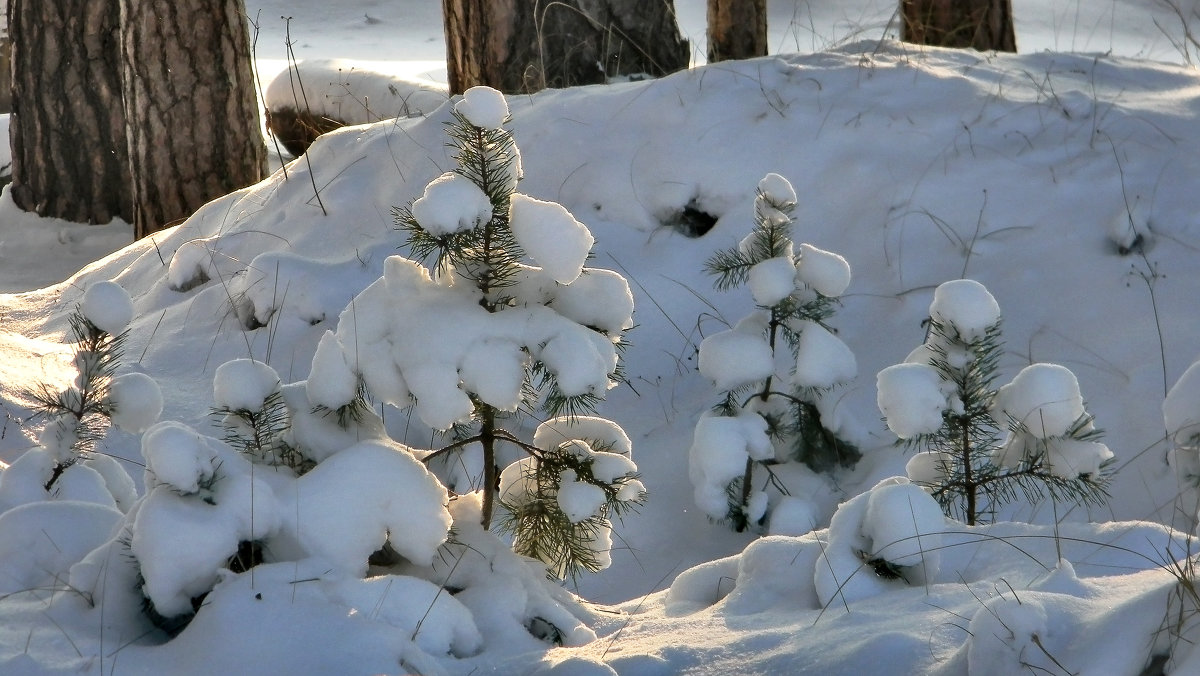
[120,0,266,239]
[707,0,767,63]
[442,0,689,94]
[901,0,1016,52]
[7,0,133,224]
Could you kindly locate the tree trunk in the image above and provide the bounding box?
[707,0,767,63]
[901,0,1016,52]
[442,0,689,95]
[120,0,266,239]
[8,0,133,224]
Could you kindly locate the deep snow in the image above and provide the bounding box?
[2,1,1200,674]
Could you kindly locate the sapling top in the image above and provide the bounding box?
[877,279,1113,524]
[690,173,859,533]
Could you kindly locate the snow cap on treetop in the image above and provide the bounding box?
[81,280,134,335]
[929,279,1000,343]
[757,172,797,206]
[455,85,509,129]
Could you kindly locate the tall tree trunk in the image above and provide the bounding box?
[8,0,133,224]
[121,0,266,239]
[901,0,1016,52]
[442,0,689,95]
[707,0,767,63]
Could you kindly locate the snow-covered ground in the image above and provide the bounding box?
[2,1,1200,674]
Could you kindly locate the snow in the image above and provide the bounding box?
[1166,360,1200,446]
[993,362,1086,438]
[929,279,1001,343]
[795,243,851,298]
[697,326,774,391]
[793,319,857,388]
[747,255,795,306]
[411,172,493,237]
[263,58,448,126]
[509,193,595,285]
[3,1,1200,673]
[212,358,281,412]
[107,371,163,433]
[455,85,510,129]
[877,363,949,438]
[79,280,133,334]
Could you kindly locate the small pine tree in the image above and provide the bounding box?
[691,173,859,533]
[24,281,160,492]
[303,86,645,579]
[878,279,1113,525]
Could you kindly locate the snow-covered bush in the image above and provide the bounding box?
[1,281,158,511]
[306,86,644,579]
[814,477,945,607]
[877,279,1113,524]
[690,172,859,532]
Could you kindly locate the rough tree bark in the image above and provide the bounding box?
[900,0,1016,52]
[442,0,689,94]
[121,0,266,239]
[707,0,767,63]
[7,0,133,224]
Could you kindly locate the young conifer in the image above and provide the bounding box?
[878,279,1113,525]
[323,85,645,579]
[691,173,859,533]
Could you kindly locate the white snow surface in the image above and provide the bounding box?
[411,172,494,236]
[993,362,1086,438]
[3,2,1200,673]
[455,85,510,129]
[929,278,1001,342]
[79,280,133,335]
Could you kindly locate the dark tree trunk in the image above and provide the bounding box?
[442,0,689,95]
[707,0,767,63]
[8,0,133,224]
[121,0,266,239]
[901,0,1016,52]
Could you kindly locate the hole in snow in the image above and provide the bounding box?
[663,200,718,238]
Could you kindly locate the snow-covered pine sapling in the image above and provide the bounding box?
[690,173,858,533]
[308,86,642,579]
[877,279,1113,525]
[211,358,312,473]
[23,281,162,492]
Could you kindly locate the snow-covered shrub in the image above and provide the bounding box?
[212,358,312,473]
[690,172,859,532]
[1,281,158,511]
[814,477,945,607]
[304,86,643,580]
[877,279,1112,525]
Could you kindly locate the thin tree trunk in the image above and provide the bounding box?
[901,0,1016,52]
[121,0,266,239]
[8,0,133,224]
[442,0,689,95]
[707,0,767,63]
